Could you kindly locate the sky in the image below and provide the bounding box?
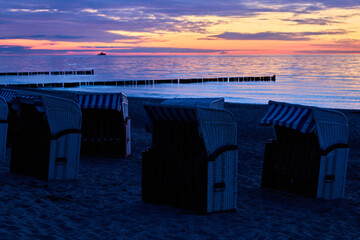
[1,0,360,55]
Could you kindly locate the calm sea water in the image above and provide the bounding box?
[0,55,359,109]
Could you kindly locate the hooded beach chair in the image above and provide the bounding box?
[142,98,238,214]
[6,88,131,157]
[0,96,8,163]
[76,92,131,157]
[261,101,349,199]
[7,90,82,180]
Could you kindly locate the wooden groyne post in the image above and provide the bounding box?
[0,74,276,88]
[0,69,94,76]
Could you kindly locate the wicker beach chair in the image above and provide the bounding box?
[261,101,349,199]
[75,92,131,157]
[6,90,82,180]
[0,96,8,163]
[142,100,238,214]
[6,88,131,157]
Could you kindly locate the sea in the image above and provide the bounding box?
[0,55,359,110]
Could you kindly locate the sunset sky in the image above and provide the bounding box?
[1,0,360,55]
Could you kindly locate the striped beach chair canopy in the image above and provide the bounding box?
[261,101,315,134]
[0,90,16,103]
[144,98,227,132]
[0,89,42,105]
[144,103,197,125]
[77,93,124,111]
[261,100,349,150]
[161,98,224,109]
[14,93,44,110]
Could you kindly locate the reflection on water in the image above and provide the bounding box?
[0,55,360,109]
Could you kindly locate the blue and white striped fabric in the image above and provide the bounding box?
[0,90,16,102]
[144,104,197,123]
[261,101,316,134]
[78,94,122,111]
[16,94,43,106]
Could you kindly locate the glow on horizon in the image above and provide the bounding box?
[1,2,360,55]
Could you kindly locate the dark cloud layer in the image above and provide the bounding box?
[296,50,360,54]
[0,35,86,40]
[211,30,348,41]
[1,0,360,54]
[0,45,224,55]
[285,18,341,25]
[3,0,360,16]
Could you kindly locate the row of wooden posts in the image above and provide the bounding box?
[0,70,94,76]
[0,69,275,87]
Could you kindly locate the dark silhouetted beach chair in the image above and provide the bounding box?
[6,88,131,157]
[261,101,349,199]
[142,98,238,214]
[4,90,82,180]
[0,96,8,163]
[76,92,131,157]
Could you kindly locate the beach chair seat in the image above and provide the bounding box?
[7,91,82,180]
[261,101,349,199]
[142,100,237,214]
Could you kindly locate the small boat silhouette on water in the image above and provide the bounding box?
[97,52,106,56]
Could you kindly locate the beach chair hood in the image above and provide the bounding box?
[0,90,16,104]
[41,95,82,137]
[261,101,349,151]
[4,89,82,137]
[144,103,237,155]
[77,93,124,111]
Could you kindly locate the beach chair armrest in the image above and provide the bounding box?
[124,116,131,123]
[51,129,82,140]
[206,144,238,162]
[321,143,349,156]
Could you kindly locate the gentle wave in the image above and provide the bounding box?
[0,55,359,109]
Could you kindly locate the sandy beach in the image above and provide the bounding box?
[0,97,359,239]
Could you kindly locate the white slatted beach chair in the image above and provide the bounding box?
[8,91,82,180]
[0,96,8,163]
[142,101,237,214]
[7,88,131,157]
[261,101,349,199]
[76,92,131,157]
